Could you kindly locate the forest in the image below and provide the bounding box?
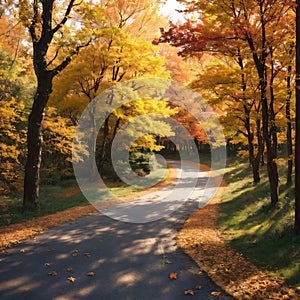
[1,0,300,297]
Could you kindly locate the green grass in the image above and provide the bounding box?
[218,157,300,287]
[0,180,88,226]
[0,163,169,227]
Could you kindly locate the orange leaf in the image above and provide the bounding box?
[169,272,177,280]
[211,291,222,296]
[48,271,57,276]
[195,285,202,290]
[67,276,76,282]
[66,267,73,272]
[19,249,26,253]
[184,289,195,295]
[87,272,95,276]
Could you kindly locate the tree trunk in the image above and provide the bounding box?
[286,63,293,186]
[268,50,279,207]
[22,0,83,211]
[23,73,52,210]
[98,114,110,173]
[246,113,260,184]
[246,1,279,207]
[295,0,300,234]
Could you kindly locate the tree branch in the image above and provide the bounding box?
[51,39,92,76]
[29,0,38,42]
[52,0,77,34]
[46,49,59,67]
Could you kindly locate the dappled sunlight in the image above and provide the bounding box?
[121,238,157,255]
[115,271,143,287]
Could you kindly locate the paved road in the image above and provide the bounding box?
[0,161,232,300]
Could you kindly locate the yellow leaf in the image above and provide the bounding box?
[67,276,76,282]
[184,289,195,295]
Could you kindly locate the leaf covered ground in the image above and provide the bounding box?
[177,180,300,299]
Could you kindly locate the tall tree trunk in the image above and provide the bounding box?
[246,1,279,207]
[238,50,261,183]
[269,50,279,206]
[286,62,293,186]
[295,0,300,234]
[98,114,110,173]
[23,73,52,210]
[22,0,86,211]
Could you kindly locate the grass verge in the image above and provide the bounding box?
[218,157,300,288]
[0,162,169,227]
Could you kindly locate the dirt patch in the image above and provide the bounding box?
[0,164,176,250]
[177,164,299,299]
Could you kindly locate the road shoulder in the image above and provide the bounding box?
[176,164,299,299]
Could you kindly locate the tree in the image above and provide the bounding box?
[17,0,92,210]
[191,56,263,183]
[155,0,294,207]
[295,0,300,234]
[50,1,168,176]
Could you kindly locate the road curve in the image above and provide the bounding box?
[0,161,232,300]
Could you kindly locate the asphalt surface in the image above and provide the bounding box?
[0,161,232,300]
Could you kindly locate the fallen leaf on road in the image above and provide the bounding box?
[44,262,51,267]
[87,272,95,276]
[162,254,167,259]
[48,248,56,252]
[211,291,222,296]
[66,267,73,272]
[195,285,202,290]
[19,249,26,253]
[48,271,57,276]
[71,250,78,257]
[84,252,91,257]
[67,276,76,282]
[169,272,177,280]
[164,260,172,264]
[184,290,195,295]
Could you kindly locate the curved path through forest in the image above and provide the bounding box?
[0,161,232,299]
